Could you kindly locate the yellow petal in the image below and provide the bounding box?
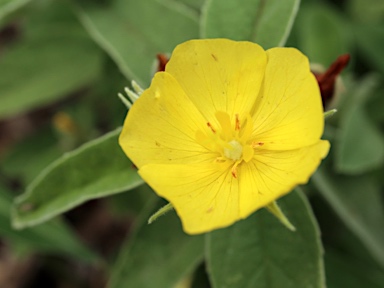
[251,48,324,150]
[238,140,330,218]
[138,141,328,234]
[119,72,214,168]
[138,162,240,234]
[165,39,267,123]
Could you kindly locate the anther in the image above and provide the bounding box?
[207,122,216,133]
[231,160,241,179]
[251,141,264,148]
[235,114,240,131]
[231,166,238,178]
[215,157,226,163]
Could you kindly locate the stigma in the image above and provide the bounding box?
[195,111,263,178]
[224,140,243,161]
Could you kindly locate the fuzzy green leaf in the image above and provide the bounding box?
[312,164,384,268]
[73,0,199,86]
[12,128,143,229]
[0,1,103,119]
[0,185,98,262]
[202,0,300,48]
[0,0,32,22]
[354,23,384,74]
[207,189,325,288]
[1,127,61,185]
[325,251,384,288]
[109,198,204,288]
[336,76,384,174]
[294,2,350,66]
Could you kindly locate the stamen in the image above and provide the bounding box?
[215,156,226,163]
[207,122,216,133]
[231,160,242,178]
[251,141,264,148]
[235,114,241,131]
[231,166,237,178]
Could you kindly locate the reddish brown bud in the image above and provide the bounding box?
[156,54,169,72]
[313,54,350,107]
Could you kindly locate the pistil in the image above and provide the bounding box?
[195,111,261,179]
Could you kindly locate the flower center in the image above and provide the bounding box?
[223,140,243,161]
[195,111,263,179]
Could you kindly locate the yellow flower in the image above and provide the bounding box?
[119,39,329,234]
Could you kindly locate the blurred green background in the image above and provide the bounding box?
[0,0,384,287]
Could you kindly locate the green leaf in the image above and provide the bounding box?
[156,0,204,16]
[266,201,296,231]
[1,127,61,185]
[191,264,211,288]
[12,128,143,229]
[337,106,384,173]
[0,184,98,262]
[295,3,349,66]
[312,164,384,268]
[207,189,325,288]
[354,23,384,74]
[175,0,205,11]
[0,0,32,22]
[73,0,199,86]
[201,0,300,48]
[312,193,384,285]
[366,85,384,125]
[0,1,103,119]
[336,76,384,174]
[348,0,384,24]
[109,199,204,288]
[325,251,384,288]
[107,184,157,217]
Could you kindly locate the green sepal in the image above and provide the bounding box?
[117,92,132,109]
[324,109,337,119]
[148,202,174,224]
[266,201,296,231]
